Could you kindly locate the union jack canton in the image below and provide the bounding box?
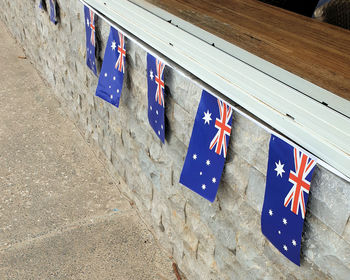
[261,135,317,265]
[89,10,96,46]
[147,53,166,143]
[180,90,233,202]
[95,27,126,107]
[209,99,232,157]
[115,32,126,73]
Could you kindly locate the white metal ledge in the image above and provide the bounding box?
[82,0,350,180]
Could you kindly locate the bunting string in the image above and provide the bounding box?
[80,0,350,183]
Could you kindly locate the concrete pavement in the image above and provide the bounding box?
[0,21,175,280]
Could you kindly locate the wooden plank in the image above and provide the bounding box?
[140,0,350,102]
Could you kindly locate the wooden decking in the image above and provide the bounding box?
[141,0,350,102]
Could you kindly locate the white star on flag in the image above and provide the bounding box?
[202,184,206,190]
[212,177,216,183]
[206,159,211,166]
[283,218,287,225]
[283,245,288,251]
[269,209,273,216]
[193,154,197,160]
[150,70,154,80]
[202,110,212,125]
[111,41,116,50]
[274,160,285,177]
[292,240,297,246]
[86,19,89,26]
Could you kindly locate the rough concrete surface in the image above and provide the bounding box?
[0,22,175,280]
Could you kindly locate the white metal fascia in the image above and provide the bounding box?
[129,0,350,117]
[82,0,350,179]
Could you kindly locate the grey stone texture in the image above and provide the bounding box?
[1,0,350,279]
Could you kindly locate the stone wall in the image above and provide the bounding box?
[1,1,350,279]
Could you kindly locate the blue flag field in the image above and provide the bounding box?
[147,54,166,143]
[261,135,316,265]
[95,27,126,107]
[84,6,97,75]
[180,90,233,202]
[49,0,57,24]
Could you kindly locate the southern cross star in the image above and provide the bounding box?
[202,110,212,125]
[149,69,154,80]
[274,160,285,177]
[111,41,116,51]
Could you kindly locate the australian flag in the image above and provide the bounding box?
[261,135,317,265]
[39,0,47,10]
[180,90,233,202]
[49,0,57,24]
[95,27,126,107]
[147,53,166,143]
[84,6,97,75]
